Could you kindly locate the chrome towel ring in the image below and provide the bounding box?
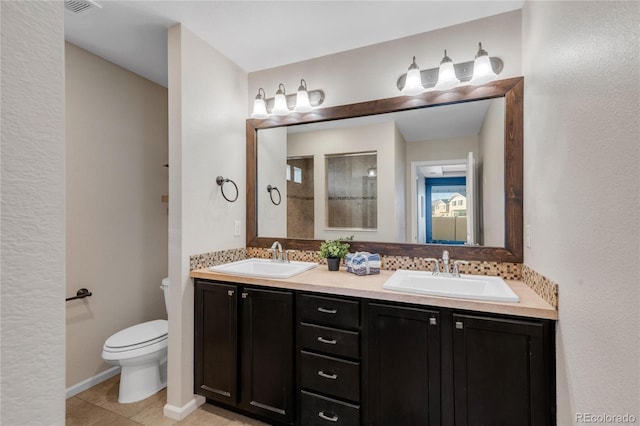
[216,176,239,203]
[267,185,281,205]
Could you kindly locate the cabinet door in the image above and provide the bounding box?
[240,288,294,424]
[452,314,548,426]
[194,281,238,405]
[367,303,441,426]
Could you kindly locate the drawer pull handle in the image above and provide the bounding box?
[317,370,338,380]
[318,411,339,422]
[317,336,338,345]
[317,307,338,314]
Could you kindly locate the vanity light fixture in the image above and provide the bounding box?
[251,88,269,119]
[434,49,461,91]
[469,42,498,86]
[271,83,290,116]
[401,56,425,96]
[367,167,377,177]
[396,43,503,94]
[294,79,313,113]
[249,81,326,119]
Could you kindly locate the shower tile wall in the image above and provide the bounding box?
[287,157,314,239]
[327,153,377,229]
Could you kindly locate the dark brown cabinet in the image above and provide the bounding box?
[194,280,555,426]
[365,303,555,426]
[297,293,362,426]
[366,303,441,426]
[194,280,294,425]
[452,314,553,426]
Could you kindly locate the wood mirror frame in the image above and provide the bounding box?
[246,77,523,263]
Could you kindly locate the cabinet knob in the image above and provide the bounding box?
[429,317,437,326]
[241,292,248,299]
[317,307,337,314]
[317,336,338,345]
[456,321,464,329]
[227,290,234,296]
[318,411,339,422]
[317,370,338,380]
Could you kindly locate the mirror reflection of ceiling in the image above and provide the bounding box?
[287,99,492,143]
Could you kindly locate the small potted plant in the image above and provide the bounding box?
[318,236,353,271]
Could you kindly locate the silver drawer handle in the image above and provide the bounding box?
[317,336,338,345]
[318,411,339,422]
[317,370,338,380]
[317,307,337,314]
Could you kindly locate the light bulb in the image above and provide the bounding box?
[271,83,290,116]
[294,79,313,113]
[401,56,425,96]
[250,88,269,119]
[470,42,497,86]
[434,50,460,91]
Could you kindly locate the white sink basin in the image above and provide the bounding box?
[208,258,318,279]
[383,270,519,303]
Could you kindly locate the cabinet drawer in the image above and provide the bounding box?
[300,351,360,402]
[300,390,360,426]
[299,322,360,359]
[298,294,360,330]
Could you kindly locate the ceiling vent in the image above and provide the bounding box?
[64,0,101,16]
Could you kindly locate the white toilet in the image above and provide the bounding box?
[101,277,169,403]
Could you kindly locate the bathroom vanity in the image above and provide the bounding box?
[191,267,556,426]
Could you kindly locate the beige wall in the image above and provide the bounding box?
[478,98,505,246]
[167,24,248,418]
[287,121,404,242]
[406,135,478,163]
[257,127,288,237]
[522,1,639,423]
[249,10,522,110]
[65,43,169,389]
[1,1,66,424]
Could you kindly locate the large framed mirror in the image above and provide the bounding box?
[247,77,523,262]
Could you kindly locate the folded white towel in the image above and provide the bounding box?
[346,252,381,275]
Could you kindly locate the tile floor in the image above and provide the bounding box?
[66,375,269,426]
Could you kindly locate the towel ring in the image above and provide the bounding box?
[216,176,239,203]
[267,185,281,206]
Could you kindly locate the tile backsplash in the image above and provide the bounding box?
[189,248,246,270]
[522,264,559,309]
[191,248,558,310]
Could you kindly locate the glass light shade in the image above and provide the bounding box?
[294,89,312,113]
[271,86,290,116]
[470,54,497,86]
[251,98,269,119]
[401,57,424,96]
[435,61,460,91]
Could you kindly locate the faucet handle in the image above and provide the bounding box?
[424,258,440,275]
[284,249,295,263]
[453,260,469,277]
[267,247,278,262]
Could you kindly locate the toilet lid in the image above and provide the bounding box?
[105,319,167,349]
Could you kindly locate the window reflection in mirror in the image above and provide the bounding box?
[326,152,377,230]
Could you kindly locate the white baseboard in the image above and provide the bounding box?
[163,395,205,420]
[66,366,121,399]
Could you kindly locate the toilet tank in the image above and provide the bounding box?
[161,277,169,316]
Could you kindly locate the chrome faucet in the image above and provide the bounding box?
[428,250,468,277]
[268,241,283,262]
[452,260,469,277]
[425,258,441,275]
[442,250,450,274]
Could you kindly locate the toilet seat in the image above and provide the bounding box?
[103,319,167,353]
